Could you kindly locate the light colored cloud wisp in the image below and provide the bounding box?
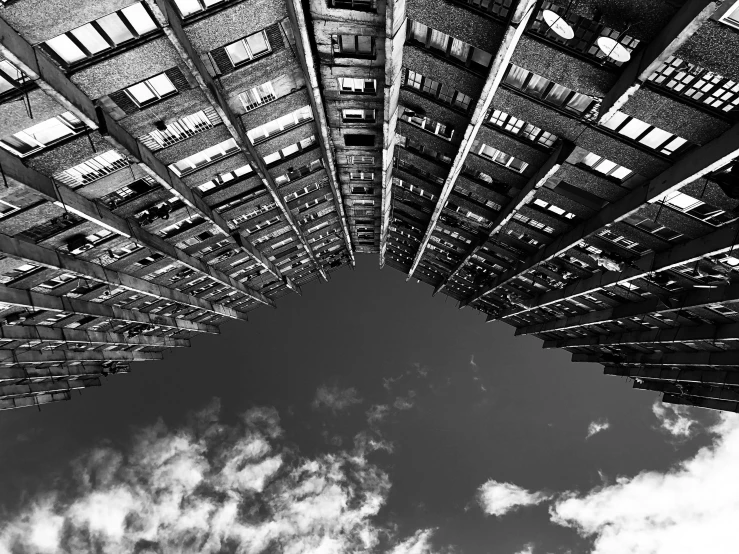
[652,400,696,438]
[586,419,610,439]
[477,480,550,517]
[312,384,362,413]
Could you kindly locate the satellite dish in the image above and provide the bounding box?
[597,36,631,63]
[542,9,574,40]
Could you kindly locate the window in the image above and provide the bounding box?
[598,229,650,255]
[0,60,27,95]
[345,155,375,164]
[624,213,683,242]
[399,107,453,140]
[262,136,317,166]
[504,64,598,118]
[344,134,375,147]
[718,1,739,30]
[579,152,633,181]
[0,199,19,219]
[0,112,87,157]
[170,138,240,176]
[223,31,271,67]
[333,35,375,57]
[601,112,691,156]
[100,179,156,208]
[403,69,473,112]
[489,110,558,148]
[53,150,129,188]
[647,55,739,114]
[273,160,324,186]
[407,20,492,73]
[141,110,217,150]
[247,106,313,144]
[197,164,253,194]
[331,0,376,11]
[532,198,576,220]
[338,77,376,94]
[478,145,528,173]
[43,3,157,66]
[125,73,177,107]
[350,172,374,181]
[342,109,376,122]
[173,0,230,17]
[661,191,737,227]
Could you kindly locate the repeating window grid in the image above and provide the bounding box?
[623,213,684,242]
[53,150,129,188]
[400,107,453,140]
[124,72,178,107]
[224,31,271,67]
[488,110,558,148]
[169,138,240,176]
[478,144,529,173]
[247,105,314,144]
[660,191,738,227]
[403,69,473,113]
[239,82,277,112]
[600,111,691,157]
[530,2,639,68]
[647,56,739,114]
[173,0,230,17]
[598,229,650,255]
[579,152,633,182]
[531,198,576,220]
[42,3,158,66]
[99,177,157,208]
[140,109,218,151]
[512,212,554,234]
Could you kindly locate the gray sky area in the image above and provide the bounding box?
[0,257,732,554]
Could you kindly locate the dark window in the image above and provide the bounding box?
[333,35,375,58]
[344,134,375,147]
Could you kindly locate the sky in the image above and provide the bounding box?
[0,256,733,554]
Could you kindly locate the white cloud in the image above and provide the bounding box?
[366,404,391,428]
[513,543,535,554]
[393,396,415,410]
[652,401,696,438]
[312,384,362,413]
[550,413,739,554]
[586,419,610,439]
[0,399,445,554]
[476,480,550,517]
[470,355,478,371]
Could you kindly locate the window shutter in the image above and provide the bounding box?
[210,46,235,75]
[109,90,139,115]
[266,24,284,52]
[165,67,190,91]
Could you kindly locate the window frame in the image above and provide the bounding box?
[223,30,272,68]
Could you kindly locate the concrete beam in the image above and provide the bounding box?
[634,379,739,403]
[543,322,739,350]
[466,122,739,307]
[0,149,272,308]
[0,232,247,322]
[0,284,219,334]
[0,363,127,383]
[573,350,739,367]
[0,377,101,399]
[285,0,355,265]
[605,365,739,386]
[501,222,739,319]
[443,141,573,298]
[663,393,739,413]
[380,0,405,267]
[406,0,537,279]
[598,0,719,123]
[0,349,161,365]
[0,390,72,410]
[146,0,328,282]
[516,281,739,336]
[0,324,188,348]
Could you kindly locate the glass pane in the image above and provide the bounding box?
[505,65,529,88]
[226,40,250,64]
[25,117,74,145]
[411,21,428,42]
[147,73,176,96]
[282,143,300,157]
[339,35,356,53]
[595,159,617,174]
[610,166,632,180]
[357,36,372,54]
[429,29,448,51]
[601,111,628,130]
[545,84,570,106]
[121,4,158,35]
[449,39,469,62]
[662,136,687,154]
[46,35,87,64]
[0,135,37,155]
[246,32,269,56]
[71,24,109,54]
[565,92,592,114]
[174,0,202,16]
[126,82,156,104]
[97,13,134,45]
[640,128,672,149]
[619,118,651,139]
[0,61,22,82]
[470,48,492,68]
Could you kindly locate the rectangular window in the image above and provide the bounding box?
[170,138,239,176]
[262,136,317,166]
[344,134,375,147]
[43,3,157,66]
[197,164,253,193]
[532,198,576,220]
[661,191,737,227]
[223,31,271,67]
[174,0,229,17]
[0,199,19,219]
[141,110,217,151]
[403,68,473,113]
[0,112,86,157]
[478,144,528,173]
[246,105,313,144]
[330,0,376,11]
[125,72,177,107]
[399,107,453,140]
[349,172,374,181]
[718,1,739,30]
[489,110,558,148]
[53,150,129,188]
[239,81,276,112]
[333,35,375,57]
[601,112,690,156]
[579,152,633,181]
[407,20,492,72]
[0,60,26,95]
[338,77,376,94]
[342,109,376,122]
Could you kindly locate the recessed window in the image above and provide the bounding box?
[0,112,86,157]
[489,110,557,148]
[349,172,374,181]
[342,109,376,122]
[579,152,633,182]
[0,199,19,218]
[141,110,217,151]
[661,191,736,227]
[624,213,683,242]
[223,31,271,67]
[173,0,230,17]
[601,112,690,156]
[478,145,528,173]
[197,164,253,193]
[262,136,317,166]
[344,134,375,147]
[718,1,739,30]
[408,20,493,73]
[170,138,240,176]
[125,73,177,107]
[338,77,376,94]
[399,107,453,140]
[330,0,376,11]
[239,81,277,112]
[43,3,157,66]
[53,150,129,188]
[532,198,576,220]
[247,106,313,144]
[403,68,473,112]
[333,35,375,58]
[0,60,26,95]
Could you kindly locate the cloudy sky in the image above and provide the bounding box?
[0,258,733,554]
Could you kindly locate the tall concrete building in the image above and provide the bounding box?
[0,0,737,412]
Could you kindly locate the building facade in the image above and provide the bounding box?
[0,0,738,412]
